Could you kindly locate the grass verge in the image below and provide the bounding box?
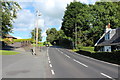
[71,47,95,53]
[0,50,20,55]
[80,47,95,53]
[32,43,45,47]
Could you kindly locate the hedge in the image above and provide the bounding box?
[76,50,120,65]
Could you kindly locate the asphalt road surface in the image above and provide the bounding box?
[46,46,119,79]
[2,46,119,79]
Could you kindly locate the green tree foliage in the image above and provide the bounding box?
[61,1,120,47]
[61,2,89,38]
[0,0,21,37]
[31,28,42,41]
[46,28,70,46]
[46,28,57,43]
[88,2,120,44]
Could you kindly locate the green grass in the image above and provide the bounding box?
[71,49,79,52]
[80,47,95,53]
[32,42,53,47]
[0,50,20,55]
[71,47,95,53]
[32,43,45,47]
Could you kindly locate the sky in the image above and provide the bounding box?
[9,0,99,42]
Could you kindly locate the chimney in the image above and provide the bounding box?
[105,23,112,33]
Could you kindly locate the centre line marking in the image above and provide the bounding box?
[48,57,50,61]
[57,49,64,54]
[73,59,88,67]
[65,54,70,58]
[61,51,63,54]
[51,70,55,75]
[101,73,115,80]
[49,64,52,67]
[48,61,51,63]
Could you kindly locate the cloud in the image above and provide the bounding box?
[13,9,45,31]
[13,9,34,30]
[16,37,22,39]
[12,0,99,41]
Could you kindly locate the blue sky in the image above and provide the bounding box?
[10,0,99,42]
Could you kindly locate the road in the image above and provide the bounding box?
[46,46,119,79]
[2,46,119,79]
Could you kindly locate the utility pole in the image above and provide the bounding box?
[75,23,77,49]
[34,10,41,55]
[36,11,38,47]
[36,10,41,47]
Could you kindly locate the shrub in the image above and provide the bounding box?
[76,50,120,65]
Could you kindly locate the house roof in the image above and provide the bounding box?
[96,28,120,46]
[5,34,17,39]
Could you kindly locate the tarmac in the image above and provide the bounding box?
[2,46,51,78]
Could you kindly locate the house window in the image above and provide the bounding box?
[105,33,110,40]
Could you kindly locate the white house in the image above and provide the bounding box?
[95,23,120,52]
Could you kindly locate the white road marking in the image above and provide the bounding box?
[61,51,63,54]
[65,54,70,58]
[47,47,55,75]
[48,60,51,63]
[57,48,64,54]
[73,59,88,67]
[101,73,115,80]
[47,48,49,57]
[48,57,50,61]
[51,70,55,75]
[49,64,52,67]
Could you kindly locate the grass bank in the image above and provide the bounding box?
[0,50,20,55]
[79,47,95,53]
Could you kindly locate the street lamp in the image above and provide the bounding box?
[36,10,41,47]
[33,10,41,55]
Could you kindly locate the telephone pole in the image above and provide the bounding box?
[36,10,41,47]
[75,23,77,49]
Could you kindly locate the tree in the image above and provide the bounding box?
[1,0,21,37]
[61,2,89,38]
[46,28,57,44]
[31,28,42,41]
[88,1,120,44]
[61,1,120,47]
